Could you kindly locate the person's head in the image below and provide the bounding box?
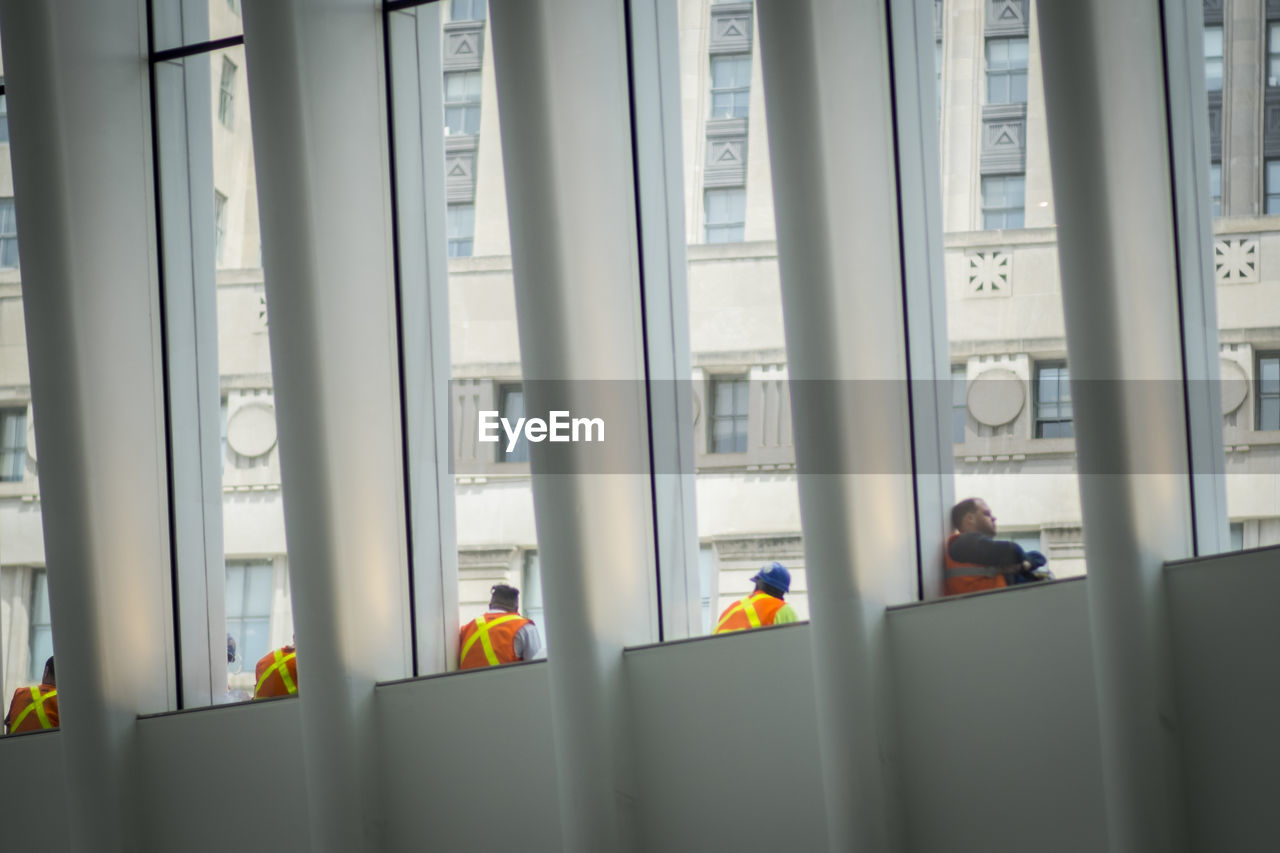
[952,497,996,536]
[489,584,520,613]
[226,634,237,664]
[751,561,791,599]
[42,656,55,686]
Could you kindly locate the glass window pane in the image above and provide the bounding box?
[149,0,245,54]
[1261,396,1279,431]
[943,12,1087,587]
[1270,23,1280,84]
[153,45,294,706]
[0,48,57,714]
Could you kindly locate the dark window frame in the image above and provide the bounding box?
[980,174,1025,230]
[497,383,529,463]
[984,36,1028,105]
[708,375,750,454]
[1034,361,1073,439]
[0,404,27,481]
[1256,351,1280,431]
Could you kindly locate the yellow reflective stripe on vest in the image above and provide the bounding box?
[460,613,522,666]
[256,649,298,696]
[10,686,56,731]
[714,593,768,634]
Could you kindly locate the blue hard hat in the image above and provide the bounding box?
[751,561,791,594]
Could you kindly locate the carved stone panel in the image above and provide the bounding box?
[1219,358,1249,415]
[704,140,747,188]
[981,103,1027,174]
[966,250,1012,297]
[452,378,497,466]
[704,118,748,188]
[968,368,1025,427]
[446,153,476,203]
[445,135,479,203]
[444,21,484,71]
[1214,238,1260,284]
[986,0,1028,36]
[710,3,753,54]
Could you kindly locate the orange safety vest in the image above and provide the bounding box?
[944,532,1009,596]
[254,646,298,699]
[714,592,787,634]
[6,683,59,734]
[459,611,532,669]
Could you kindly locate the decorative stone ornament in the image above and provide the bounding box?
[1219,358,1249,415]
[1214,238,1260,284]
[966,250,1012,297]
[226,401,278,459]
[967,367,1025,426]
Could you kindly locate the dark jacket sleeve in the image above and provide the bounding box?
[948,532,1024,567]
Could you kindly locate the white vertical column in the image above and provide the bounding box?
[1038,2,1195,851]
[152,6,229,708]
[489,1,658,850]
[1162,0,1230,555]
[756,1,915,850]
[241,0,412,849]
[627,0,702,641]
[0,0,173,849]
[385,4,461,674]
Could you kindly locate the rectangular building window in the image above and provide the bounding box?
[214,190,228,265]
[710,55,751,119]
[1204,25,1223,92]
[1210,161,1221,218]
[980,174,1024,229]
[952,364,967,443]
[0,197,18,268]
[1034,362,1073,438]
[704,187,746,243]
[1258,352,1280,430]
[447,203,475,258]
[985,37,1028,105]
[1229,521,1244,551]
[709,376,749,453]
[498,383,529,462]
[0,406,27,481]
[1267,160,1280,214]
[28,569,53,683]
[443,71,482,135]
[218,57,237,128]
[1269,22,1280,86]
[451,0,486,21]
[0,82,9,144]
[225,560,274,680]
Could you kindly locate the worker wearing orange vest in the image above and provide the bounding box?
[459,584,543,669]
[254,643,299,699]
[945,497,1048,595]
[714,562,799,634]
[5,656,58,735]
